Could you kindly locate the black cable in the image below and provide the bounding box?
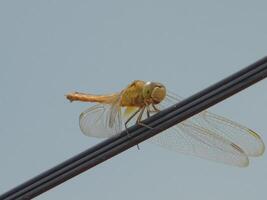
[1,56,267,200]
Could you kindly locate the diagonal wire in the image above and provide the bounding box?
[1,56,267,200]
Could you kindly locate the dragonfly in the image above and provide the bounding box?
[66,80,265,167]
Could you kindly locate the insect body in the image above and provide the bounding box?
[66,80,265,167]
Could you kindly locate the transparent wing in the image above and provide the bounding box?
[148,91,264,166]
[79,101,122,138]
[163,91,265,157]
[195,111,265,157]
[150,121,249,167]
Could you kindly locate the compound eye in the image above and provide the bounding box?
[143,82,153,98]
[143,87,151,98]
[151,86,166,104]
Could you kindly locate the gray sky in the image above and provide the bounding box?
[1,1,267,199]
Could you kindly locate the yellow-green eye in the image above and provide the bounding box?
[143,81,166,103]
[143,84,152,98]
[151,86,166,103]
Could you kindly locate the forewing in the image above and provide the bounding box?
[79,103,122,138]
[160,91,265,157]
[150,120,249,167]
[147,91,266,166]
[196,111,265,156]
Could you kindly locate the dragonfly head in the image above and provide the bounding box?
[143,82,166,104]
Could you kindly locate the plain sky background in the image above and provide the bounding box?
[1,1,267,200]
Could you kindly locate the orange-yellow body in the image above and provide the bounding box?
[66,80,166,108]
[120,80,146,107]
[66,80,265,168]
[66,92,118,104]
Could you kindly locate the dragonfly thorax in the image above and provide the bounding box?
[119,80,166,107]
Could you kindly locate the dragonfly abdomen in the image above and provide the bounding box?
[66,92,118,104]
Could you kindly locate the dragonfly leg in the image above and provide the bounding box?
[146,106,151,118]
[135,107,148,150]
[124,106,153,150]
[124,107,142,150]
[152,104,160,112]
[124,107,142,137]
[136,106,153,129]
